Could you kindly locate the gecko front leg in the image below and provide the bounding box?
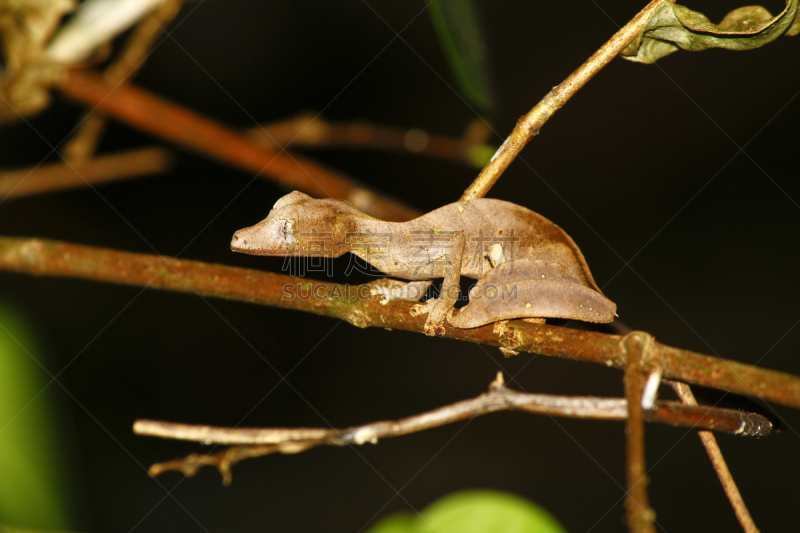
[411,232,466,336]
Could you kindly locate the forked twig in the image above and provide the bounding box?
[671,381,760,533]
[134,373,770,484]
[460,0,670,200]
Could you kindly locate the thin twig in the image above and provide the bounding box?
[134,373,770,483]
[246,113,492,165]
[0,147,172,199]
[460,0,668,200]
[622,332,656,533]
[56,69,419,222]
[671,381,760,533]
[0,235,798,410]
[63,0,185,164]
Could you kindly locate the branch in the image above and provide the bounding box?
[1,235,799,410]
[246,113,492,166]
[460,0,668,200]
[0,147,172,200]
[134,373,771,484]
[671,381,760,533]
[56,69,419,222]
[623,332,656,533]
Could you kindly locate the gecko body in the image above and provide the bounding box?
[231,191,616,334]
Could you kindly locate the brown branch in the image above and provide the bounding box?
[63,0,185,164]
[134,373,771,484]
[671,381,760,533]
[1,235,799,411]
[0,147,172,199]
[623,332,656,533]
[56,69,419,222]
[461,0,668,200]
[246,113,493,166]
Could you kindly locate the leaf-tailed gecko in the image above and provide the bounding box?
[231,191,616,335]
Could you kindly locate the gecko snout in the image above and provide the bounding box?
[230,230,249,251]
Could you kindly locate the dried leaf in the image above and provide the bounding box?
[0,0,74,75]
[622,0,799,64]
[0,0,74,121]
[45,0,167,64]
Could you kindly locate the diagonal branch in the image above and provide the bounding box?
[133,373,771,484]
[1,235,799,410]
[460,0,670,200]
[671,381,760,533]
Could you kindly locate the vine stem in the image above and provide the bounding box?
[1,235,800,410]
[461,0,669,200]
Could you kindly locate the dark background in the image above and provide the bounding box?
[1,0,800,531]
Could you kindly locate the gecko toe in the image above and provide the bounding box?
[411,299,435,317]
[423,321,446,337]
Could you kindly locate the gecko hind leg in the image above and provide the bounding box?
[369,279,432,304]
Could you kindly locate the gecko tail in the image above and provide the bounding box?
[447,278,617,328]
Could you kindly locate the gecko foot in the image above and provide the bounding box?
[424,321,446,337]
[370,279,432,304]
[410,299,449,336]
[410,298,436,318]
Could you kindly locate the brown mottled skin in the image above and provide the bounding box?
[231,191,616,335]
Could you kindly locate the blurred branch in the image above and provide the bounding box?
[63,0,184,164]
[671,381,760,533]
[246,113,493,167]
[0,147,172,199]
[0,235,799,411]
[134,373,771,484]
[56,69,419,222]
[460,0,669,200]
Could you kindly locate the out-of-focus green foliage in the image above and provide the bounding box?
[427,0,495,117]
[467,142,498,168]
[368,490,567,533]
[0,302,71,530]
[623,0,800,63]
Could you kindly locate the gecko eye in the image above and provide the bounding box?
[273,219,296,244]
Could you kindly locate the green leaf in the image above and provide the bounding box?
[622,0,800,64]
[368,490,567,533]
[428,0,495,116]
[0,302,71,530]
[367,513,417,533]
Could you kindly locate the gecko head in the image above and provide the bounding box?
[230,191,355,257]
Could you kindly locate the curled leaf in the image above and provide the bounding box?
[622,0,799,63]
